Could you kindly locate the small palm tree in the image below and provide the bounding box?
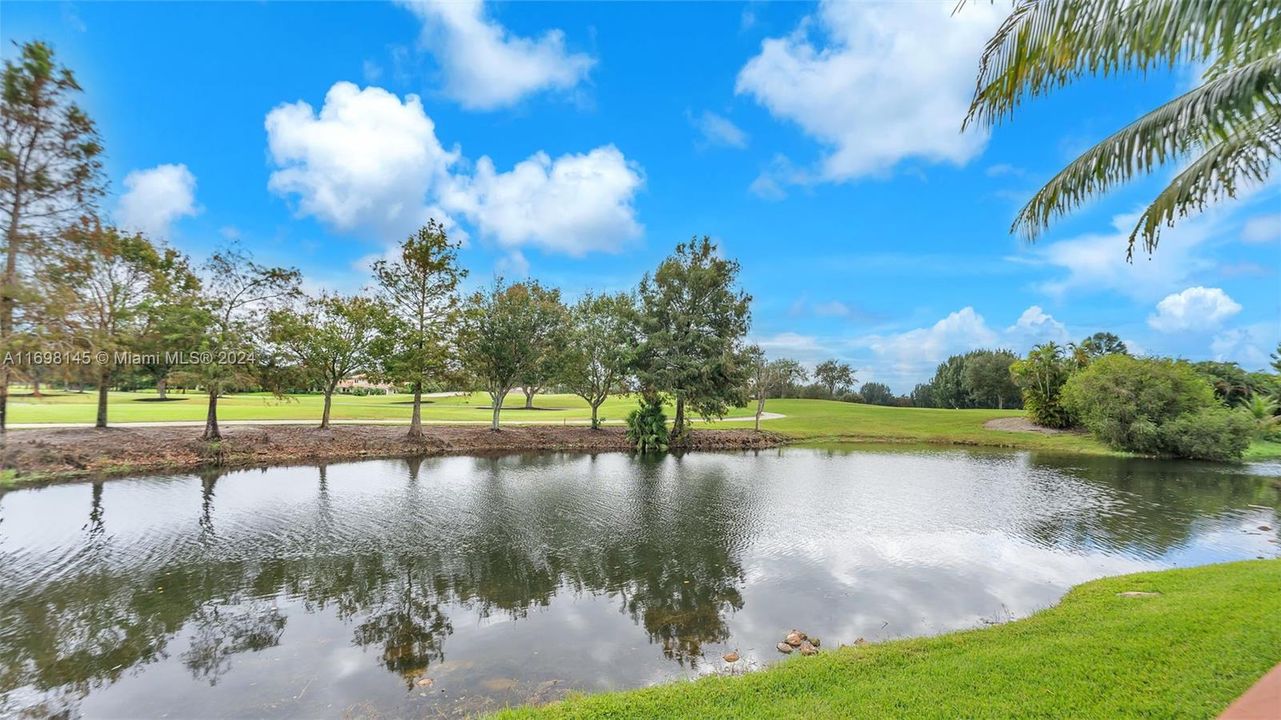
[1244,393,1281,438]
[965,0,1281,258]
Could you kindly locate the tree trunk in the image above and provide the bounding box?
[491,391,505,431]
[0,367,8,437]
[30,376,41,398]
[320,386,334,429]
[670,395,686,443]
[407,381,423,440]
[156,376,167,400]
[590,402,600,430]
[524,387,535,409]
[203,391,221,440]
[95,368,109,428]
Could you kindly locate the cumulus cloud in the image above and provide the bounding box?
[1147,286,1243,333]
[735,0,1002,183]
[399,0,593,110]
[691,110,748,149]
[265,82,643,254]
[1212,323,1280,370]
[440,146,643,255]
[266,82,459,239]
[116,164,199,239]
[1005,305,1070,346]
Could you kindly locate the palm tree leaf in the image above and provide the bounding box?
[1128,105,1281,257]
[966,0,1281,128]
[1012,54,1281,240]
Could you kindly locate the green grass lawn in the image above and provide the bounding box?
[493,560,1281,719]
[8,389,1279,459]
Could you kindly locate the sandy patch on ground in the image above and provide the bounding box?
[983,417,1069,435]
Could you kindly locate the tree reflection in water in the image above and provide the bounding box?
[0,449,1275,718]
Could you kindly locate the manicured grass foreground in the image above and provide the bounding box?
[495,560,1281,720]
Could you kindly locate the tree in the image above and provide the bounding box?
[371,221,466,440]
[269,293,388,429]
[560,291,634,429]
[814,359,855,398]
[634,237,751,442]
[0,41,105,433]
[1192,360,1254,406]
[55,222,167,427]
[858,382,895,406]
[963,349,1021,410]
[1010,343,1075,428]
[458,280,567,431]
[1075,332,1128,360]
[1272,343,1281,374]
[910,382,937,408]
[1061,354,1251,459]
[767,358,807,398]
[177,249,301,441]
[929,355,972,409]
[133,249,203,400]
[966,0,1281,259]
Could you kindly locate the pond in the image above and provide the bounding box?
[2,446,1278,718]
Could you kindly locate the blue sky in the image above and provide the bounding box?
[4,1,1279,392]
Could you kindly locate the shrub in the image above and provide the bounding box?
[1161,408,1254,461]
[1061,355,1250,459]
[625,395,669,453]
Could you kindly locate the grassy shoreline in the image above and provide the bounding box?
[493,560,1281,719]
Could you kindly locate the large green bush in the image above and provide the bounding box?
[1161,408,1254,461]
[1060,355,1250,459]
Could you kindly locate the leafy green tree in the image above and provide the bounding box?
[56,223,172,428]
[963,349,1022,409]
[814,359,855,398]
[0,41,105,433]
[966,0,1281,258]
[1192,360,1254,406]
[1070,332,1129,366]
[930,355,972,409]
[560,291,634,429]
[910,382,937,408]
[269,294,389,429]
[133,245,202,399]
[634,237,751,442]
[1272,343,1281,373]
[858,382,895,406]
[767,358,808,398]
[372,221,466,440]
[1061,354,1251,459]
[458,280,567,431]
[176,249,301,441]
[1010,343,1076,428]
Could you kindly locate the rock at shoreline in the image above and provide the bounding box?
[776,642,793,654]
[784,630,806,647]
[798,641,817,656]
[722,651,739,663]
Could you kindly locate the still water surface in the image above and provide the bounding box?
[1,446,1278,718]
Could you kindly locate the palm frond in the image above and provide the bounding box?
[1128,105,1281,257]
[1013,54,1281,241]
[966,0,1281,129]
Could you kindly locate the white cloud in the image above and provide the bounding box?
[266,82,643,254]
[735,0,1002,182]
[1148,286,1243,333]
[1211,323,1279,370]
[853,305,1072,391]
[116,164,199,239]
[691,111,748,149]
[494,250,530,279]
[440,146,643,255]
[1026,208,1218,301]
[812,300,851,317]
[1241,213,1281,244]
[266,82,459,239]
[399,0,594,110]
[1005,305,1070,346]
